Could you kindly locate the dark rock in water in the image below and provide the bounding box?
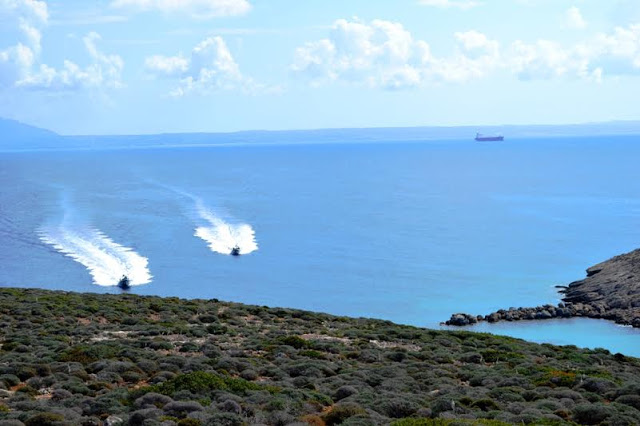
[444,313,478,326]
[535,310,553,320]
[486,313,500,323]
[444,248,640,328]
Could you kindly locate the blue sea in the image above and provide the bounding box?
[1,133,640,356]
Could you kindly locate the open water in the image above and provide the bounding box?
[1,133,640,356]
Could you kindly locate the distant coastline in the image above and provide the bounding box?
[3,116,640,152]
[445,248,640,329]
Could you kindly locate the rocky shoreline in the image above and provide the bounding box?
[444,248,640,328]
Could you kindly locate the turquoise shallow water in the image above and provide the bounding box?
[1,133,640,356]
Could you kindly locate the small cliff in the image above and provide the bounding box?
[446,248,640,328]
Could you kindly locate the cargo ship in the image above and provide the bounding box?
[475,133,504,142]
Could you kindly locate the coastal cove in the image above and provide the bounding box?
[447,318,640,357]
[443,248,640,355]
[2,133,640,356]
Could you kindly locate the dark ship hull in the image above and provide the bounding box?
[475,133,504,142]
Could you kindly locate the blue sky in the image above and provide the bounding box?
[1,0,640,134]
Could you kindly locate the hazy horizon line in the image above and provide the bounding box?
[12,118,640,138]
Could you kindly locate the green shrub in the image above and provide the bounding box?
[58,344,119,364]
[378,398,420,418]
[481,349,524,363]
[573,403,613,424]
[136,371,275,397]
[324,403,368,425]
[279,335,309,349]
[391,419,512,426]
[178,419,202,426]
[203,412,244,426]
[616,394,640,410]
[299,350,325,359]
[16,385,38,396]
[534,370,577,388]
[470,398,501,411]
[24,412,65,426]
[0,374,20,387]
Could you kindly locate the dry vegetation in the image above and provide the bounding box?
[0,288,639,425]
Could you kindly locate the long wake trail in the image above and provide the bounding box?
[144,181,259,256]
[38,204,152,286]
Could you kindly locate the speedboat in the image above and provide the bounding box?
[230,246,241,256]
[117,275,131,290]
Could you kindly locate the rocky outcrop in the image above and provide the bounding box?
[444,248,640,328]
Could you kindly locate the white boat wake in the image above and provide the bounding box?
[193,200,258,256]
[145,181,259,256]
[38,224,152,287]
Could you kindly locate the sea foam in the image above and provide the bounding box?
[38,225,152,287]
[194,200,258,256]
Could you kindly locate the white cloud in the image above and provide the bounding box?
[145,36,274,96]
[566,6,587,30]
[293,18,640,89]
[291,19,500,89]
[418,0,480,10]
[0,0,47,55]
[1,1,124,92]
[145,55,189,77]
[50,14,129,26]
[0,0,48,24]
[508,24,640,81]
[509,39,587,80]
[111,0,251,19]
[18,18,41,52]
[0,43,34,86]
[0,0,46,86]
[590,24,640,75]
[16,32,125,91]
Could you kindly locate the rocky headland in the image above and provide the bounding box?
[445,248,640,328]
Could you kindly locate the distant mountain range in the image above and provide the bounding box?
[1,117,640,151]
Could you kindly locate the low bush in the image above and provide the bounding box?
[24,413,65,426]
[323,403,368,425]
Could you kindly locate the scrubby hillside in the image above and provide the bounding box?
[0,288,639,425]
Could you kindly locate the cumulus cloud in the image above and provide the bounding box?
[590,24,640,75]
[1,1,124,92]
[418,0,480,10]
[16,32,125,90]
[145,36,274,96]
[508,39,591,80]
[111,0,251,19]
[566,6,587,30]
[145,55,189,77]
[0,43,34,86]
[0,0,47,87]
[0,0,48,23]
[508,24,640,81]
[292,18,640,89]
[291,18,500,89]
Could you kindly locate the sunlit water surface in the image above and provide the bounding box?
[1,135,639,356]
